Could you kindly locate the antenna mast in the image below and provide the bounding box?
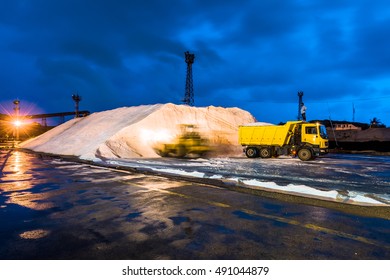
[183,51,195,106]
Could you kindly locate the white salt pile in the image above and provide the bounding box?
[21,103,258,160]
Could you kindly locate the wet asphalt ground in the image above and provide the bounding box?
[1,149,390,259]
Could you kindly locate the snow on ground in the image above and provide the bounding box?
[21,103,389,206]
[105,157,389,206]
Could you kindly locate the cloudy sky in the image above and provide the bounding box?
[0,0,389,125]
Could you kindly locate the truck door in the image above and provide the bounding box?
[302,126,320,145]
[291,126,301,145]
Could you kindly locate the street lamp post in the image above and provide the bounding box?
[13,99,20,141]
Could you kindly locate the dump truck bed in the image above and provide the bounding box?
[239,121,302,146]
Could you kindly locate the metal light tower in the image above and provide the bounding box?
[297,91,304,120]
[72,93,82,118]
[183,51,195,106]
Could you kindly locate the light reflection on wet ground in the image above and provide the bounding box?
[19,229,51,239]
[1,151,54,210]
[1,150,390,260]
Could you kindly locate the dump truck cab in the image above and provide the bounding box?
[293,122,329,160]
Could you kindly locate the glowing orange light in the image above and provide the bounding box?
[13,120,23,127]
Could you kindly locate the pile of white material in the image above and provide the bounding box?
[21,103,257,160]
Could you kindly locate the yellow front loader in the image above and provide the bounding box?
[154,124,211,158]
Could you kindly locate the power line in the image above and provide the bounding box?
[309,95,390,104]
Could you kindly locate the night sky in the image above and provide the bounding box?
[1,0,389,126]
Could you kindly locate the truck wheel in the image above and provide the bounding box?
[245,147,258,158]
[298,148,312,161]
[259,147,271,158]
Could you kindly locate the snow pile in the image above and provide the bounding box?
[21,103,256,160]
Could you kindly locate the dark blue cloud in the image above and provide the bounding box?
[0,0,389,126]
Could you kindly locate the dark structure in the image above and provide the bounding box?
[311,119,390,152]
[72,93,82,118]
[0,110,90,142]
[183,51,195,106]
[1,98,90,142]
[26,111,90,125]
[297,91,304,120]
[0,111,90,122]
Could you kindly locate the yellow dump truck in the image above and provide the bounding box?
[239,121,329,161]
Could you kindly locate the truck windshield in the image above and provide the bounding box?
[319,125,328,139]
